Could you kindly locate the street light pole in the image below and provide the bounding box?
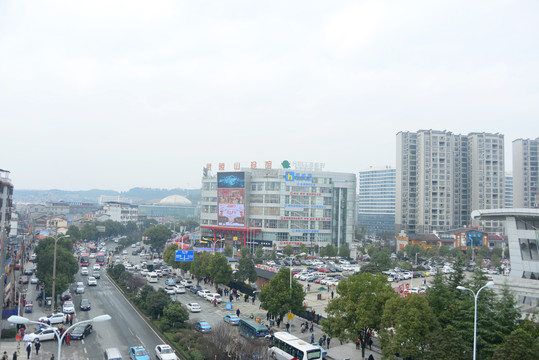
[8,314,111,360]
[456,281,494,360]
[51,234,70,312]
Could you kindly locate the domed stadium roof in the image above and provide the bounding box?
[159,195,193,206]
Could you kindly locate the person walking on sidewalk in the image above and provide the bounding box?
[327,336,331,349]
[12,352,17,360]
[25,342,31,359]
[35,338,41,355]
[310,321,314,333]
[311,333,314,344]
[236,308,240,317]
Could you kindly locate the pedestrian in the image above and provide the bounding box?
[50,355,54,360]
[285,322,290,332]
[69,314,73,326]
[310,321,314,333]
[327,336,331,349]
[331,291,334,299]
[318,337,323,346]
[35,338,41,355]
[300,323,305,333]
[252,296,255,305]
[236,308,240,317]
[26,342,31,359]
[368,337,373,350]
[368,354,375,360]
[267,312,270,321]
[276,318,281,327]
[245,294,249,303]
[311,333,314,344]
[12,352,17,360]
[66,333,71,346]
[356,337,361,350]
[2,351,8,360]
[322,334,326,347]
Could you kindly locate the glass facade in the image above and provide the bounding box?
[357,168,396,235]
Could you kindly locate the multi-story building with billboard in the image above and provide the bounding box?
[396,130,505,235]
[200,166,356,250]
[513,138,539,208]
[357,167,396,235]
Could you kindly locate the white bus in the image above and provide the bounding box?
[147,272,158,283]
[268,331,322,360]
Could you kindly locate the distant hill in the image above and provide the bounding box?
[13,187,201,204]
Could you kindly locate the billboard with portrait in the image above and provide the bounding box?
[218,189,245,227]
[218,172,245,188]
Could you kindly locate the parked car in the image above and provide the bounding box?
[155,344,178,360]
[175,286,186,294]
[24,268,34,275]
[80,299,91,311]
[26,327,59,342]
[190,285,201,294]
[62,300,75,314]
[223,314,240,325]
[181,280,193,288]
[164,286,176,295]
[19,276,29,284]
[165,278,175,286]
[194,321,212,333]
[129,346,150,360]
[39,312,65,325]
[70,323,92,340]
[186,303,201,313]
[30,276,39,284]
[197,289,211,298]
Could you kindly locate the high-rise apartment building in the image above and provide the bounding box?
[357,167,396,235]
[505,173,513,208]
[513,138,539,208]
[396,130,505,235]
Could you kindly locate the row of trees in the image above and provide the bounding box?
[323,269,539,359]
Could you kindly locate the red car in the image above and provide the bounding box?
[318,267,330,273]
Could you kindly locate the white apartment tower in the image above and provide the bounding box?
[397,130,505,235]
[513,138,539,208]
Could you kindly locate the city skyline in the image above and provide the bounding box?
[2,1,539,191]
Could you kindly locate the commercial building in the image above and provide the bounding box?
[200,167,356,250]
[357,167,396,235]
[0,169,14,315]
[396,130,505,235]
[513,138,539,208]
[139,195,197,220]
[98,202,138,224]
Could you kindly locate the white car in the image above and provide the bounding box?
[87,277,97,286]
[181,280,193,287]
[81,267,89,276]
[206,293,222,303]
[155,344,178,360]
[164,286,176,295]
[93,264,100,271]
[76,282,85,294]
[175,286,186,294]
[197,289,211,298]
[186,302,201,313]
[26,327,59,342]
[62,301,75,314]
[39,313,65,325]
[89,253,96,259]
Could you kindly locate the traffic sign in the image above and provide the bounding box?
[175,250,194,262]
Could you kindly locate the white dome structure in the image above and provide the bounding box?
[159,195,193,206]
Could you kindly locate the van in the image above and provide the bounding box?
[104,347,123,360]
[147,272,158,283]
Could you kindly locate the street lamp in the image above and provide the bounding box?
[456,281,494,360]
[51,234,70,312]
[8,314,111,360]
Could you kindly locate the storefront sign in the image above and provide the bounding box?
[290,229,320,233]
[280,216,330,221]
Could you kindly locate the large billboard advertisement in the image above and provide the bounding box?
[218,172,245,188]
[218,189,245,227]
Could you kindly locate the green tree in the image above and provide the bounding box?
[66,225,81,241]
[259,268,304,318]
[359,263,380,274]
[492,321,539,360]
[423,325,468,360]
[224,245,233,258]
[255,247,264,264]
[338,244,350,259]
[240,246,251,258]
[146,288,170,319]
[370,247,392,270]
[298,244,308,255]
[163,244,179,268]
[283,245,294,256]
[80,223,98,241]
[163,302,189,328]
[235,257,257,283]
[380,295,440,359]
[190,251,212,281]
[208,253,233,290]
[125,221,139,234]
[143,224,172,248]
[322,273,398,358]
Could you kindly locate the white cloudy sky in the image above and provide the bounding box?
[2,0,538,191]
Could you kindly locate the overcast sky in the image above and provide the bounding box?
[2,0,538,191]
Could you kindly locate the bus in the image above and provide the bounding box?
[89,245,97,253]
[96,252,105,266]
[80,253,90,267]
[238,319,270,343]
[268,331,322,360]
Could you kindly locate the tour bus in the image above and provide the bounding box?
[95,252,105,266]
[238,319,270,343]
[80,253,90,267]
[147,272,158,283]
[268,331,322,360]
[89,245,97,253]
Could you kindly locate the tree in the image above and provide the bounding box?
[163,302,189,328]
[240,246,251,258]
[259,268,305,318]
[283,245,294,256]
[146,288,170,319]
[235,257,257,283]
[80,223,98,241]
[190,251,212,281]
[380,295,440,359]
[224,245,233,258]
[255,247,264,264]
[359,263,380,274]
[66,225,81,241]
[492,321,539,360]
[143,224,172,248]
[322,273,398,358]
[423,325,468,360]
[298,244,308,255]
[338,244,350,258]
[370,247,392,270]
[125,221,139,234]
[208,253,233,290]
